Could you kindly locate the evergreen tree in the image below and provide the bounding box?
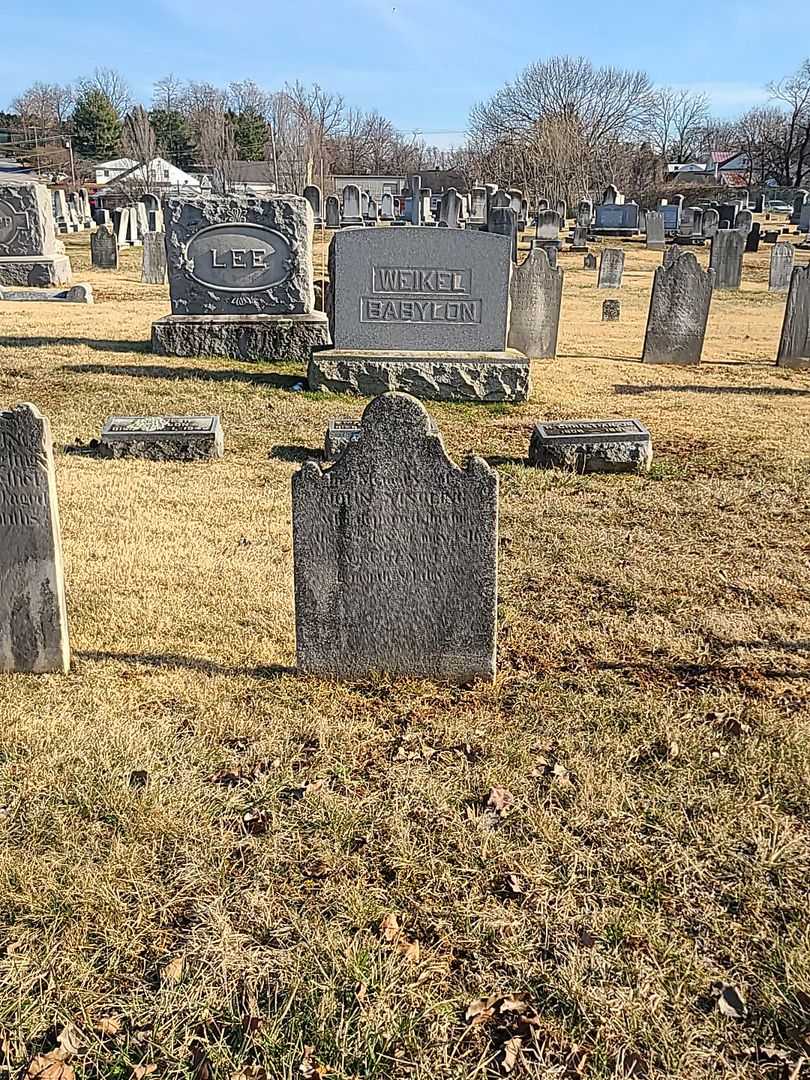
[72,89,121,160]
[233,108,268,161]
[150,109,195,170]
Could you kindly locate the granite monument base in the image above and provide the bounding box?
[0,255,72,287]
[308,349,530,402]
[151,313,330,363]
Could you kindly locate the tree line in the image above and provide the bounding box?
[4,57,809,202]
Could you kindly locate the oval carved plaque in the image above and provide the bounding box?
[186,223,292,292]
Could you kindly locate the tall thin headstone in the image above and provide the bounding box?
[292,392,498,682]
[769,242,795,292]
[303,185,322,225]
[90,223,118,269]
[776,266,810,368]
[342,185,363,227]
[0,404,69,673]
[641,253,715,365]
[645,211,665,251]
[142,231,168,284]
[508,246,563,359]
[710,230,745,289]
[598,248,625,288]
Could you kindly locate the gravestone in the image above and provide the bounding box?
[366,197,379,225]
[719,203,737,228]
[710,230,745,289]
[645,211,665,250]
[151,193,329,362]
[769,243,795,292]
[519,198,529,231]
[663,244,684,268]
[90,223,118,270]
[577,198,593,227]
[535,210,561,245]
[100,415,224,459]
[325,195,341,229]
[292,392,498,682]
[602,184,622,205]
[142,231,167,284]
[571,226,588,250]
[602,299,620,321]
[409,175,422,225]
[487,206,517,263]
[598,248,624,288]
[536,198,549,212]
[380,192,395,221]
[491,190,511,209]
[135,201,150,239]
[419,188,433,225]
[0,179,72,286]
[53,190,69,233]
[0,404,69,673]
[745,222,761,252]
[439,188,461,228]
[114,207,130,247]
[507,246,563,359]
[342,185,363,227]
[325,412,439,461]
[469,186,487,225]
[555,199,567,221]
[593,202,638,235]
[361,191,369,220]
[659,203,680,234]
[0,284,92,304]
[303,185,322,225]
[776,265,810,368]
[529,419,652,474]
[310,226,528,402]
[642,252,714,365]
[702,209,720,238]
[790,191,808,225]
[736,209,753,236]
[584,253,597,270]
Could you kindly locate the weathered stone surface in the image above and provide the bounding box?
[292,392,498,683]
[0,255,72,287]
[303,185,322,223]
[702,209,720,238]
[100,415,224,460]
[0,179,61,258]
[152,312,329,362]
[602,299,621,321]
[308,350,529,402]
[91,224,118,269]
[710,229,745,289]
[142,231,167,284]
[508,246,563,358]
[776,265,810,368]
[663,244,684,268]
[769,243,794,292]
[0,283,92,303]
[598,248,624,288]
[571,226,588,250]
[535,209,561,244]
[745,222,761,252]
[325,195,340,229]
[529,418,652,474]
[328,226,511,352]
[325,414,438,460]
[583,253,597,270]
[341,185,363,227]
[642,251,714,365]
[163,193,315,315]
[645,211,665,250]
[0,404,70,673]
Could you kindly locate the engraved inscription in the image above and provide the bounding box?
[104,416,215,435]
[0,200,21,249]
[185,223,292,292]
[543,421,642,437]
[372,267,471,294]
[360,298,482,324]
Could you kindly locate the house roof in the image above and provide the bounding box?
[721,172,749,188]
[709,150,737,164]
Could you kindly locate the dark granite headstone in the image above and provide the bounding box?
[0,404,69,673]
[91,223,118,269]
[745,222,761,252]
[776,265,810,368]
[602,299,621,321]
[292,392,498,682]
[325,195,340,229]
[642,252,714,365]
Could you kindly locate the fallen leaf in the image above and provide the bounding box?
[354,982,368,1005]
[231,1068,268,1080]
[25,1052,74,1080]
[56,1025,84,1056]
[399,938,420,963]
[552,763,574,787]
[299,1045,329,1079]
[500,873,526,898]
[161,955,184,983]
[499,1035,523,1074]
[131,1067,156,1080]
[95,1015,123,1037]
[499,995,531,1016]
[713,981,748,1019]
[465,997,495,1024]
[210,767,246,786]
[241,809,269,836]
[380,913,401,943]
[379,913,420,963]
[485,786,514,816]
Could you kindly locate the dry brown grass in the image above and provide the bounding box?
[0,229,809,1080]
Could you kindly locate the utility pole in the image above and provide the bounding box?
[64,137,76,186]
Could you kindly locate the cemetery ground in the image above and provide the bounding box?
[1,230,809,1080]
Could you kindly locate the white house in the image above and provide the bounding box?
[94,156,200,190]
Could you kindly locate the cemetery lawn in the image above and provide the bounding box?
[1,232,810,1080]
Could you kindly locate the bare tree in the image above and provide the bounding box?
[651,86,709,161]
[12,81,74,134]
[152,74,187,113]
[120,105,158,192]
[768,59,810,187]
[228,79,271,117]
[76,68,131,115]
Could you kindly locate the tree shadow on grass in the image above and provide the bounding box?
[76,650,296,678]
[0,335,150,353]
[59,362,304,390]
[615,383,810,397]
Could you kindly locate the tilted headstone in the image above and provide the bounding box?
[151,193,329,361]
[0,179,72,286]
[310,226,527,402]
[303,185,322,225]
[769,242,795,292]
[645,211,665,250]
[90,223,118,270]
[508,246,563,359]
[642,252,714,365]
[710,229,745,289]
[292,392,498,682]
[342,184,363,227]
[529,419,652,474]
[776,265,810,368]
[439,188,461,228]
[325,194,341,229]
[0,404,69,673]
[142,231,168,284]
[598,248,624,288]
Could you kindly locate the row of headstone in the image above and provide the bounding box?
[52,188,92,234]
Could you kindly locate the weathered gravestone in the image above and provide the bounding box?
[659,203,680,234]
[100,415,224,459]
[702,209,720,239]
[737,209,753,236]
[577,198,593,227]
[584,253,597,270]
[141,231,167,284]
[598,248,624,288]
[663,244,684,268]
[151,193,329,362]
[325,195,341,229]
[642,252,714,365]
[507,246,563,359]
[90,224,118,270]
[303,185,322,225]
[380,192,395,221]
[439,188,461,228]
[535,209,561,245]
[776,265,810,368]
[645,211,665,250]
[602,299,621,321]
[487,206,517,263]
[790,191,808,225]
[469,186,487,225]
[571,226,588,250]
[745,222,761,252]
[342,185,363,227]
[710,229,745,289]
[292,392,498,682]
[769,242,795,292]
[311,226,528,401]
[529,419,652,474]
[0,404,69,673]
[593,202,638,235]
[0,179,72,286]
[324,413,439,461]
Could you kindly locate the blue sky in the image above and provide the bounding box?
[3,0,809,148]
